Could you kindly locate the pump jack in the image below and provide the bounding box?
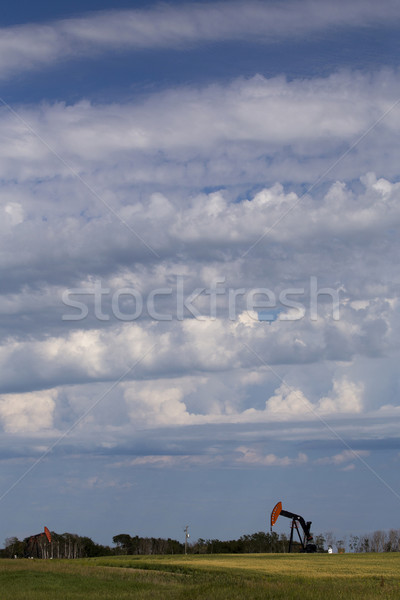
[270,501,317,553]
[24,527,52,558]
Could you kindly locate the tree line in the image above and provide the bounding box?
[324,529,400,553]
[1,532,186,559]
[1,532,113,559]
[2,528,399,558]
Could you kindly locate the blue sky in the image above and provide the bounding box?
[0,0,400,548]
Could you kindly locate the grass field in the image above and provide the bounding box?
[0,553,399,599]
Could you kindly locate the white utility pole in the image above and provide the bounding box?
[184,525,190,555]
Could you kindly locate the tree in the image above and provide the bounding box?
[193,538,207,554]
[361,536,370,552]
[4,537,24,558]
[385,529,399,552]
[349,534,360,553]
[371,530,386,553]
[336,538,346,553]
[278,532,288,553]
[112,534,132,554]
[315,534,326,552]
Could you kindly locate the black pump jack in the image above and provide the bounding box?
[270,501,317,553]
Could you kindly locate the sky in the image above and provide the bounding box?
[0,0,400,548]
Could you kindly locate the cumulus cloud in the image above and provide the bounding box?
[0,56,398,460]
[236,376,365,423]
[318,378,364,414]
[0,306,383,398]
[1,72,399,308]
[265,384,313,417]
[0,390,57,433]
[124,379,192,426]
[236,446,308,466]
[316,449,370,468]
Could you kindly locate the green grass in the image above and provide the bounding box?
[0,553,399,599]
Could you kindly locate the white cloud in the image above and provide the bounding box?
[265,384,313,417]
[376,404,400,415]
[236,446,308,466]
[1,2,399,79]
[124,380,192,426]
[244,376,364,422]
[4,202,25,226]
[0,389,57,433]
[113,454,223,468]
[0,47,398,455]
[1,71,400,189]
[111,448,308,469]
[318,378,363,414]
[316,449,369,466]
[341,463,356,471]
[0,297,391,418]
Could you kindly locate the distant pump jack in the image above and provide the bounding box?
[25,526,52,559]
[270,501,317,553]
